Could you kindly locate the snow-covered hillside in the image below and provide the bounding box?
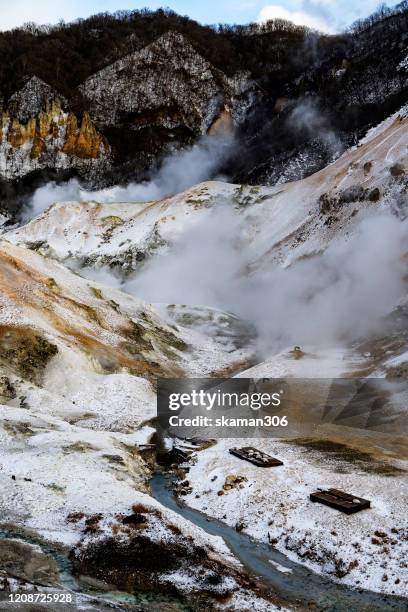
[0,106,407,606]
[0,239,269,607]
[7,104,408,375]
[9,105,408,273]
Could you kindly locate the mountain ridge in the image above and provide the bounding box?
[0,6,407,215]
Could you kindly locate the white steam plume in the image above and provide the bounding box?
[289,97,343,157]
[21,111,408,352]
[21,133,234,222]
[125,207,408,352]
[126,204,243,307]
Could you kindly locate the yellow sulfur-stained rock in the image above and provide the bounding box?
[7,117,36,147]
[76,112,105,159]
[37,110,53,138]
[61,112,79,156]
[30,129,45,159]
[208,108,233,137]
[0,92,111,181]
[0,112,10,144]
[62,111,105,159]
[0,96,108,162]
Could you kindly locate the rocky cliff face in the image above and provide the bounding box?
[0,78,111,185]
[0,33,257,215]
[81,31,255,134]
[7,76,68,122]
[0,6,407,215]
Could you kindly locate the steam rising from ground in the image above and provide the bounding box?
[288,97,343,158]
[20,118,408,352]
[126,207,408,351]
[126,205,243,307]
[22,134,233,222]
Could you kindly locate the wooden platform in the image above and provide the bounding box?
[310,488,371,514]
[229,446,283,467]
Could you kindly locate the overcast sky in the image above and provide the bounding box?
[0,0,397,33]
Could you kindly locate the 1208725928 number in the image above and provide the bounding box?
[8,593,73,604]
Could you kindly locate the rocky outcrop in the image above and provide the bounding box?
[1,7,407,211]
[0,93,111,182]
[0,539,60,586]
[9,104,407,293]
[0,35,256,206]
[80,31,256,134]
[8,76,68,122]
[62,111,107,159]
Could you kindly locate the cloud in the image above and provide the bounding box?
[257,4,334,32]
[0,1,394,33]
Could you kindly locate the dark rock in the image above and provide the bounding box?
[0,377,16,400]
[390,163,405,177]
[122,513,147,525]
[368,187,381,201]
[338,185,368,204]
[319,192,338,214]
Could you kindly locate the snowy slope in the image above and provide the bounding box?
[0,240,272,607]
[182,436,408,597]
[7,105,408,274]
[0,240,252,386]
[1,106,407,604]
